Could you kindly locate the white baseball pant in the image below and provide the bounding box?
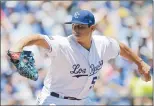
[36,88,98,105]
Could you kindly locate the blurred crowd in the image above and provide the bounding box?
[1,1,153,105]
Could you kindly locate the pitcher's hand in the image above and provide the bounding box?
[138,61,151,82]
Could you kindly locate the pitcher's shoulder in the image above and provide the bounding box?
[92,35,107,40]
[92,35,108,43]
[52,35,71,47]
[52,35,67,40]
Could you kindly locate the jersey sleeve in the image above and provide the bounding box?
[101,36,120,62]
[41,35,60,56]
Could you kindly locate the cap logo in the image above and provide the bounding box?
[74,12,80,18]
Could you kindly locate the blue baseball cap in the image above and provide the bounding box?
[65,10,95,26]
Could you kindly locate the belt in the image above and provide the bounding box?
[50,92,81,100]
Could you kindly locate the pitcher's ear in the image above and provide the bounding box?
[91,25,96,31]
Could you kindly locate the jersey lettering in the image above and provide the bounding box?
[70,64,88,78]
[70,60,103,78]
[89,60,103,76]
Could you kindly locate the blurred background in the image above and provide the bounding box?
[1,1,153,105]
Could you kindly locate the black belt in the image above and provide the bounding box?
[50,92,81,100]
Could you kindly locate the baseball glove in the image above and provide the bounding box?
[7,50,38,81]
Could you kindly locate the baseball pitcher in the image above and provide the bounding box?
[8,10,151,105]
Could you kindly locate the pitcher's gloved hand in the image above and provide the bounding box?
[7,50,38,81]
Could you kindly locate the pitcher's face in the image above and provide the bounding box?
[72,24,95,41]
